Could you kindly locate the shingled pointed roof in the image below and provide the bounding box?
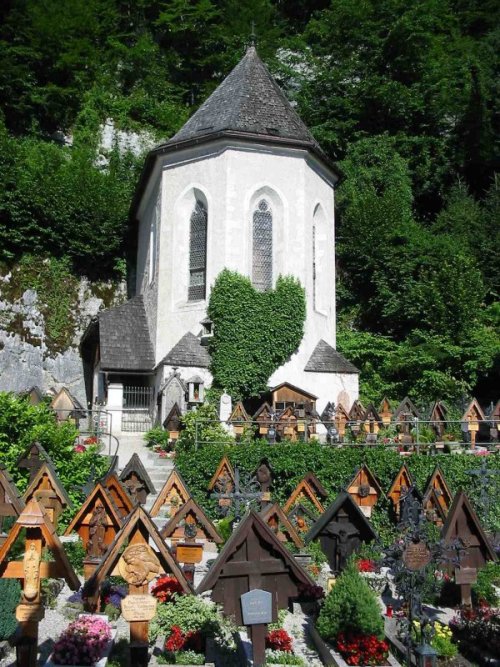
[167,46,320,149]
[99,295,154,371]
[161,332,211,368]
[305,340,359,374]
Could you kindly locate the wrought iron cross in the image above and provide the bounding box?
[467,460,500,524]
[211,466,263,522]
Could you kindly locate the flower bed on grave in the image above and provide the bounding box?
[48,615,114,667]
[264,627,307,665]
[315,561,392,666]
[450,603,500,665]
[150,587,237,665]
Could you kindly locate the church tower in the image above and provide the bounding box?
[82,47,359,429]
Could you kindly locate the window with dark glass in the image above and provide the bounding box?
[188,200,207,301]
[252,199,273,292]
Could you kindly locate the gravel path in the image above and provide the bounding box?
[284,605,323,667]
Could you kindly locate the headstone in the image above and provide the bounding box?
[163,402,183,440]
[241,589,272,625]
[461,398,485,449]
[378,397,393,425]
[422,466,452,521]
[228,401,251,437]
[287,503,318,534]
[305,491,378,573]
[388,464,415,519]
[219,391,232,424]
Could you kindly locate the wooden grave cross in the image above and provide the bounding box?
[283,475,325,514]
[466,461,500,526]
[119,453,156,505]
[17,442,53,484]
[101,471,134,519]
[22,461,72,529]
[197,510,315,667]
[64,481,124,579]
[0,499,79,667]
[0,463,25,546]
[150,469,192,518]
[83,505,191,667]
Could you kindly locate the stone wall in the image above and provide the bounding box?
[0,274,126,405]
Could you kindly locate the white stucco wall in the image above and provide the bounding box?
[134,138,358,410]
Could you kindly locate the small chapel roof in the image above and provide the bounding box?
[161,332,211,368]
[99,295,154,371]
[304,340,359,374]
[166,46,320,149]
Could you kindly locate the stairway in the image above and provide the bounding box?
[113,432,175,529]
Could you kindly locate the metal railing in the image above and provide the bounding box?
[52,408,118,459]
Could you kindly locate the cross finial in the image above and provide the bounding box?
[250,21,256,47]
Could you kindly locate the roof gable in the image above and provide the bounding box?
[64,482,124,543]
[150,470,192,517]
[260,502,304,548]
[423,466,453,512]
[283,479,324,514]
[305,491,378,543]
[0,464,25,536]
[441,490,496,564]
[208,456,235,492]
[349,399,366,421]
[101,472,133,519]
[161,332,210,368]
[305,340,359,374]
[394,397,421,420]
[23,461,72,509]
[161,497,223,544]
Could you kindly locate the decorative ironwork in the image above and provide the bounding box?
[121,386,154,432]
[188,200,207,301]
[466,460,500,528]
[211,466,263,522]
[252,199,272,292]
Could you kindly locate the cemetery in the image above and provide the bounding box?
[0,387,498,666]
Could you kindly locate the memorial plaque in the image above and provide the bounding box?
[16,604,45,623]
[121,594,157,622]
[403,541,431,571]
[241,589,272,626]
[455,567,477,585]
[118,544,161,585]
[176,544,203,564]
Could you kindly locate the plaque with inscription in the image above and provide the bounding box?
[121,594,158,622]
[176,544,203,564]
[403,541,431,571]
[16,603,45,623]
[455,567,477,585]
[241,589,273,626]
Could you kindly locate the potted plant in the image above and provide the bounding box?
[48,615,114,666]
[315,561,392,666]
[144,427,173,456]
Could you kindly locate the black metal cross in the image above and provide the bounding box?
[211,466,263,522]
[467,460,500,524]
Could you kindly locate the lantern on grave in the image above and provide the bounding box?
[415,643,437,667]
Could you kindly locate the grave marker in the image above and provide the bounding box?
[17,442,53,484]
[150,469,192,517]
[22,461,71,528]
[119,453,156,505]
[346,464,383,517]
[260,502,304,548]
[101,471,134,518]
[283,476,325,514]
[0,463,24,546]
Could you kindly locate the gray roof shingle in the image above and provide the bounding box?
[99,296,154,371]
[161,332,211,369]
[163,46,321,150]
[305,340,359,374]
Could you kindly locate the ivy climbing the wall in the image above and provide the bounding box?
[207,270,306,399]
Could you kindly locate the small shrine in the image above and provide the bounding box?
[207,455,235,505]
[387,464,414,519]
[287,503,318,534]
[441,490,497,605]
[422,466,452,518]
[161,497,223,549]
[345,464,383,517]
[83,505,191,666]
[429,401,448,438]
[260,502,304,548]
[64,482,124,577]
[461,398,485,448]
[150,469,192,518]
[394,396,421,422]
[22,461,71,528]
[378,397,393,425]
[163,402,183,441]
[362,404,382,435]
[348,399,365,422]
[119,453,156,505]
[101,471,134,518]
[50,387,85,421]
[0,499,79,667]
[252,402,274,436]
[283,475,325,514]
[17,442,53,484]
[276,406,298,440]
[227,401,251,437]
[0,463,25,546]
[305,491,378,573]
[423,488,447,526]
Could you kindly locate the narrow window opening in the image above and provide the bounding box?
[188,200,207,301]
[252,199,273,292]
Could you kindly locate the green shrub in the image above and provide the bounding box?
[158,650,205,665]
[63,539,86,575]
[316,561,384,641]
[144,426,171,451]
[266,651,306,665]
[0,578,21,640]
[473,562,500,605]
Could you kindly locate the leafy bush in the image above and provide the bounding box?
[472,562,500,606]
[265,651,306,665]
[144,427,171,451]
[63,539,86,575]
[207,270,306,399]
[158,650,205,665]
[0,578,21,640]
[316,561,384,641]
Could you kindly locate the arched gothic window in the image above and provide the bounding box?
[188,200,207,301]
[252,199,273,292]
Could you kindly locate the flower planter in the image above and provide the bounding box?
[307,625,402,667]
[44,629,117,667]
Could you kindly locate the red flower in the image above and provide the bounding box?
[336,632,389,665]
[266,629,293,653]
[165,626,185,652]
[357,559,376,573]
[151,576,184,603]
[74,444,86,453]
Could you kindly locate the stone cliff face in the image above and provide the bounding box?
[0,271,126,405]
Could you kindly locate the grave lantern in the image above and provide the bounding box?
[415,643,437,667]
